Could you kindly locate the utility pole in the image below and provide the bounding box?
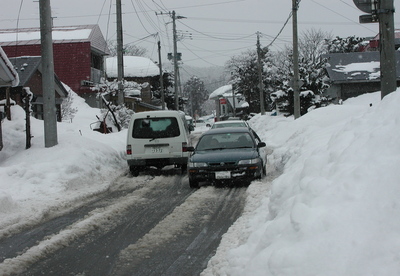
[156,10,185,110]
[116,0,124,105]
[256,32,265,115]
[378,0,396,99]
[292,0,301,119]
[39,0,58,147]
[158,40,165,110]
[172,10,179,110]
[353,0,396,99]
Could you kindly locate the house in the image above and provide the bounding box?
[105,56,163,112]
[209,84,249,121]
[363,29,400,51]
[0,46,19,151]
[0,56,68,121]
[323,51,400,101]
[0,25,110,106]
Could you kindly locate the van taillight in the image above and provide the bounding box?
[127,145,132,155]
[182,142,188,152]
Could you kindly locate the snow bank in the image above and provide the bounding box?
[0,89,126,232]
[204,91,400,275]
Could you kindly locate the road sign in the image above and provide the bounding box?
[359,14,378,23]
[353,0,377,14]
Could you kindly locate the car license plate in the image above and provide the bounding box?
[215,171,231,179]
[151,146,163,153]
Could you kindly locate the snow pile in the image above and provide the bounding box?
[203,90,400,275]
[1,84,400,275]
[0,90,126,232]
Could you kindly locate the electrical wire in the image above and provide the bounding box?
[13,0,24,60]
[265,11,293,49]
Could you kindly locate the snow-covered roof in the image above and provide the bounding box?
[0,46,19,87]
[0,25,110,55]
[324,51,400,83]
[106,56,160,78]
[209,84,232,100]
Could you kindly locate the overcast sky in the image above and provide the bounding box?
[1,0,399,69]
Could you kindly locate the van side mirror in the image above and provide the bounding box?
[187,146,195,152]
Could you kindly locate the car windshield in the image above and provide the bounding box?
[196,132,254,150]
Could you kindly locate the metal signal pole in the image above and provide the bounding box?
[39,0,58,147]
[292,0,301,119]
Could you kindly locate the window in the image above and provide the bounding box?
[132,117,180,139]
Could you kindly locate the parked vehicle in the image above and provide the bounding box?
[126,110,191,176]
[187,127,267,188]
[185,115,195,133]
[210,120,250,129]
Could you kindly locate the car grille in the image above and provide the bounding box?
[208,161,236,166]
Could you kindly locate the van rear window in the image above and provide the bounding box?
[132,117,180,139]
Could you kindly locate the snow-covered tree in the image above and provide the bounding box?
[226,49,264,113]
[271,29,332,115]
[327,35,367,53]
[61,88,78,122]
[183,76,208,117]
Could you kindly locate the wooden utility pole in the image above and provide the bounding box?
[39,0,58,147]
[158,40,165,110]
[116,0,124,105]
[256,32,265,115]
[172,11,179,110]
[292,0,301,119]
[378,0,396,99]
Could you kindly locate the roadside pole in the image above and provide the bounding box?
[292,0,301,119]
[39,0,58,147]
[378,0,396,99]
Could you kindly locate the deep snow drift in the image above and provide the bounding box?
[1,89,400,275]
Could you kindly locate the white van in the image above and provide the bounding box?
[126,110,191,176]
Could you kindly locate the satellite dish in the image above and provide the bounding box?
[353,0,377,14]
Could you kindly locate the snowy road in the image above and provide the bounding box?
[0,169,247,275]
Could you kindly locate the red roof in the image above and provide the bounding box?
[0,24,110,55]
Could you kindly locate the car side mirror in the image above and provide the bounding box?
[187,146,195,152]
[257,142,266,148]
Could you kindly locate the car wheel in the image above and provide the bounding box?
[257,164,265,180]
[189,179,199,188]
[129,166,140,177]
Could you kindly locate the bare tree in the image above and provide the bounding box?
[107,40,148,57]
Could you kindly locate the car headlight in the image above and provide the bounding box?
[189,162,208,168]
[238,158,261,165]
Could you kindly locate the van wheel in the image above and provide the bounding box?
[189,179,199,188]
[181,164,187,174]
[129,166,140,177]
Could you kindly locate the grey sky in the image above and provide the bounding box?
[0,0,398,68]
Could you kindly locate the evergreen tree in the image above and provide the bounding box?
[183,76,208,117]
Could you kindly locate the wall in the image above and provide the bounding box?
[2,42,92,95]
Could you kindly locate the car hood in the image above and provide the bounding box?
[190,148,258,163]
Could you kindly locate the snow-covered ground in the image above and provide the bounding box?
[1,88,400,275]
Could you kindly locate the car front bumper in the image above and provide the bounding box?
[188,164,262,183]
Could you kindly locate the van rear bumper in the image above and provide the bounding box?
[127,157,188,167]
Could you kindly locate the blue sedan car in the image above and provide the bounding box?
[187,127,267,188]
